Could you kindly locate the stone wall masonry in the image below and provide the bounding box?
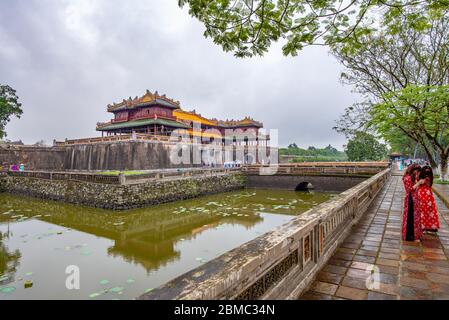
[4,172,246,210]
[63,140,181,171]
[139,168,391,300]
[1,140,278,171]
[0,145,66,170]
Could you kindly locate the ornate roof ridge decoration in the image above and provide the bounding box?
[175,109,262,128]
[175,108,220,125]
[217,116,263,128]
[107,89,181,112]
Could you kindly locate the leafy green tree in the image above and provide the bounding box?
[345,132,388,161]
[386,127,426,159]
[369,85,449,179]
[280,143,347,161]
[333,12,449,138]
[178,0,448,57]
[0,85,23,139]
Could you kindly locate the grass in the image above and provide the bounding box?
[435,179,449,185]
[290,156,348,163]
[98,171,148,176]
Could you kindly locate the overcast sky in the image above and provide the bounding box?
[0,0,356,149]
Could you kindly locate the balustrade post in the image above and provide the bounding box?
[118,173,126,185]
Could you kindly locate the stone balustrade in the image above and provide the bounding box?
[243,162,389,176]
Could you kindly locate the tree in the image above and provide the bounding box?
[0,85,23,139]
[332,11,449,176]
[369,85,449,179]
[178,0,449,57]
[345,132,388,161]
[385,126,425,158]
[333,12,449,138]
[34,140,47,147]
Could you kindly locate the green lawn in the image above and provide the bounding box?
[98,171,148,176]
[435,179,449,185]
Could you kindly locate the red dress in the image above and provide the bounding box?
[418,178,440,231]
[402,175,422,241]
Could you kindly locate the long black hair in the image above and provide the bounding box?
[405,163,421,183]
[419,165,434,186]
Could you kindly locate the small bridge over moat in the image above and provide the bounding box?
[243,162,389,192]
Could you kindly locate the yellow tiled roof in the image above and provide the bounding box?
[173,109,219,127]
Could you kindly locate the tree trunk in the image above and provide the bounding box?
[422,145,438,169]
[439,153,448,181]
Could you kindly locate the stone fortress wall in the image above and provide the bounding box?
[0,140,277,171]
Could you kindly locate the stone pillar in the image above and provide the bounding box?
[118,173,126,185]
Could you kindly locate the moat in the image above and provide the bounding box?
[0,189,335,300]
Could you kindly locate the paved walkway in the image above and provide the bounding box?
[300,175,449,300]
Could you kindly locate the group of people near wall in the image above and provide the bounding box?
[9,163,25,172]
[402,164,440,241]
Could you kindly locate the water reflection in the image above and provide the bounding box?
[0,189,335,299]
[0,229,21,283]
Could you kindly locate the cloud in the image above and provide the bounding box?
[0,0,355,149]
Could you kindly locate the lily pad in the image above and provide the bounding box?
[0,286,16,293]
[144,288,153,293]
[25,272,33,276]
[110,287,124,293]
[0,275,9,282]
[100,279,110,285]
[89,292,101,298]
[80,249,91,256]
[126,278,135,284]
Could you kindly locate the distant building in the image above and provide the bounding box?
[389,152,405,162]
[96,90,267,145]
[0,140,24,146]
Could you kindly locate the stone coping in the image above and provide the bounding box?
[433,184,449,208]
